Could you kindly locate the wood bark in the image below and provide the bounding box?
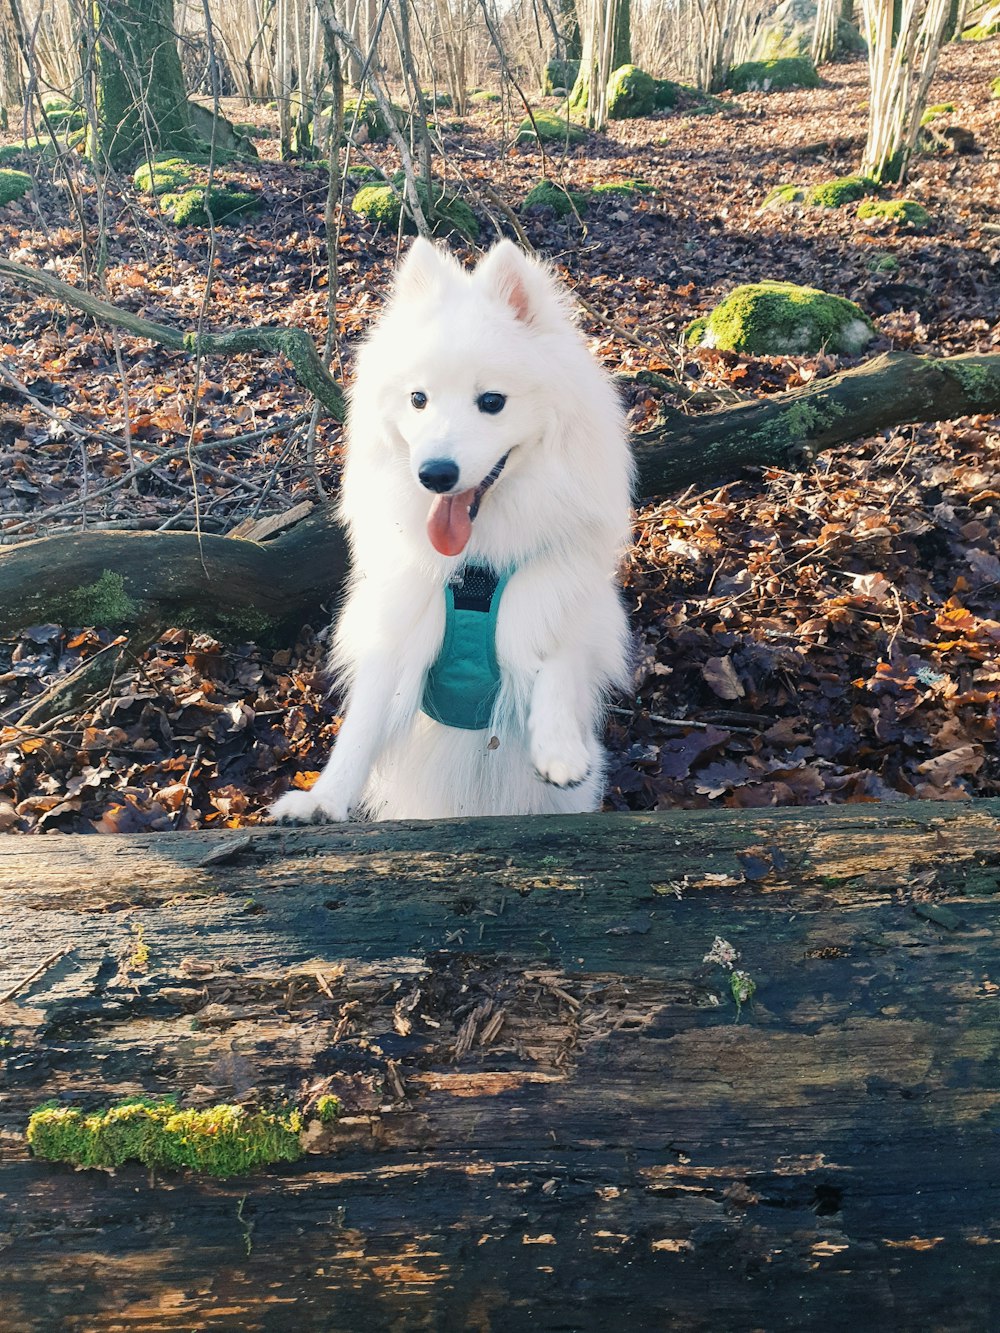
[0,348,998,637]
[1,801,998,1328]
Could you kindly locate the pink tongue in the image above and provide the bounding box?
[427,488,477,556]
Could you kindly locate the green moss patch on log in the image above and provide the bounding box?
[857,198,931,228]
[0,169,32,206]
[522,178,589,217]
[687,281,874,356]
[60,570,138,626]
[806,175,876,207]
[515,110,586,144]
[933,358,1000,406]
[25,1096,328,1178]
[728,57,820,93]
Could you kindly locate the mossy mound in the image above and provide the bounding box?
[762,182,805,208]
[856,198,931,228]
[160,186,260,226]
[422,90,452,109]
[470,90,501,105]
[42,97,86,132]
[345,163,384,184]
[687,281,873,356]
[591,178,655,198]
[806,174,876,207]
[522,179,589,217]
[351,181,478,240]
[868,253,900,273]
[339,96,406,143]
[25,1096,335,1178]
[920,102,955,126]
[607,65,657,119]
[655,79,681,109]
[728,57,820,93]
[515,110,586,144]
[133,154,203,195]
[543,59,581,95]
[0,168,32,206]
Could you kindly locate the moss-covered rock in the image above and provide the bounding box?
[522,178,589,217]
[762,182,805,208]
[920,102,955,126]
[351,180,478,240]
[868,253,900,273]
[591,178,655,198]
[856,198,931,228]
[160,186,260,226]
[515,110,586,144]
[687,280,873,355]
[42,96,86,132]
[0,168,32,206]
[654,79,680,109]
[345,163,385,184]
[806,174,876,207]
[339,96,403,143]
[470,90,501,105]
[133,154,202,195]
[543,59,580,94]
[422,89,452,109]
[728,57,820,93]
[606,65,657,119]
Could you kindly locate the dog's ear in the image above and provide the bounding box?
[474,240,563,327]
[392,237,461,301]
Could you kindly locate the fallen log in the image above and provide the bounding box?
[0,348,998,638]
[1,801,998,1329]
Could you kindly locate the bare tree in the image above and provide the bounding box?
[860,0,951,184]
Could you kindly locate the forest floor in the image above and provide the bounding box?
[0,42,997,832]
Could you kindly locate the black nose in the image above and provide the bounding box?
[418,459,460,493]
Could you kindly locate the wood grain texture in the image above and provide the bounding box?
[1,803,999,1330]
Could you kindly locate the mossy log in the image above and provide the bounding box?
[1,802,999,1327]
[0,349,999,637]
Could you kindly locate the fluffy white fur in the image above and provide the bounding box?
[270,238,633,822]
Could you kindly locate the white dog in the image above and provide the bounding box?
[271,238,633,822]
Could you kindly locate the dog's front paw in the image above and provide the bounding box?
[269,788,350,824]
[531,736,591,789]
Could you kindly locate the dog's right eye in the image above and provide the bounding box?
[410,391,427,410]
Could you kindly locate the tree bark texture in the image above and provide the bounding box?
[1,802,998,1329]
[0,348,997,638]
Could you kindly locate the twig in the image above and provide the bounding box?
[0,948,71,1003]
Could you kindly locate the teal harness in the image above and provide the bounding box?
[422,564,511,731]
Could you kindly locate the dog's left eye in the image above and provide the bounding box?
[411,391,428,410]
[477,392,506,415]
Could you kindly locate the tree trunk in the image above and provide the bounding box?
[569,0,631,127]
[1,801,999,1327]
[91,0,198,164]
[0,348,997,638]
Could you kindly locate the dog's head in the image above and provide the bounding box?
[357,238,573,557]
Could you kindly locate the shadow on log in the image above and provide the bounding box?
[1,802,998,1328]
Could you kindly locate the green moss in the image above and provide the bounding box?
[351,180,478,240]
[470,90,500,105]
[762,182,805,208]
[591,178,655,197]
[991,77,1000,99]
[690,281,873,356]
[522,178,589,217]
[868,253,900,273]
[935,359,1000,404]
[543,59,580,95]
[606,65,657,119]
[920,102,955,126]
[62,570,137,625]
[684,316,709,346]
[345,164,384,184]
[961,20,1000,39]
[654,79,680,109]
[338,96,413,143]
[160,186,260,226]
[42,97,86,132]
[728,57,820,93]
[515,110,586,144]
[0,169,32,206]
[133,154,204,195]
[806,175,876,207]
[27,1097,304,1178]
[422,89,452,109]
[857,198,931,228]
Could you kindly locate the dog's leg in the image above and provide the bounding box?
[528,653,595,789]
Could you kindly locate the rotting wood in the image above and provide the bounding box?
[1,801,999,1329]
